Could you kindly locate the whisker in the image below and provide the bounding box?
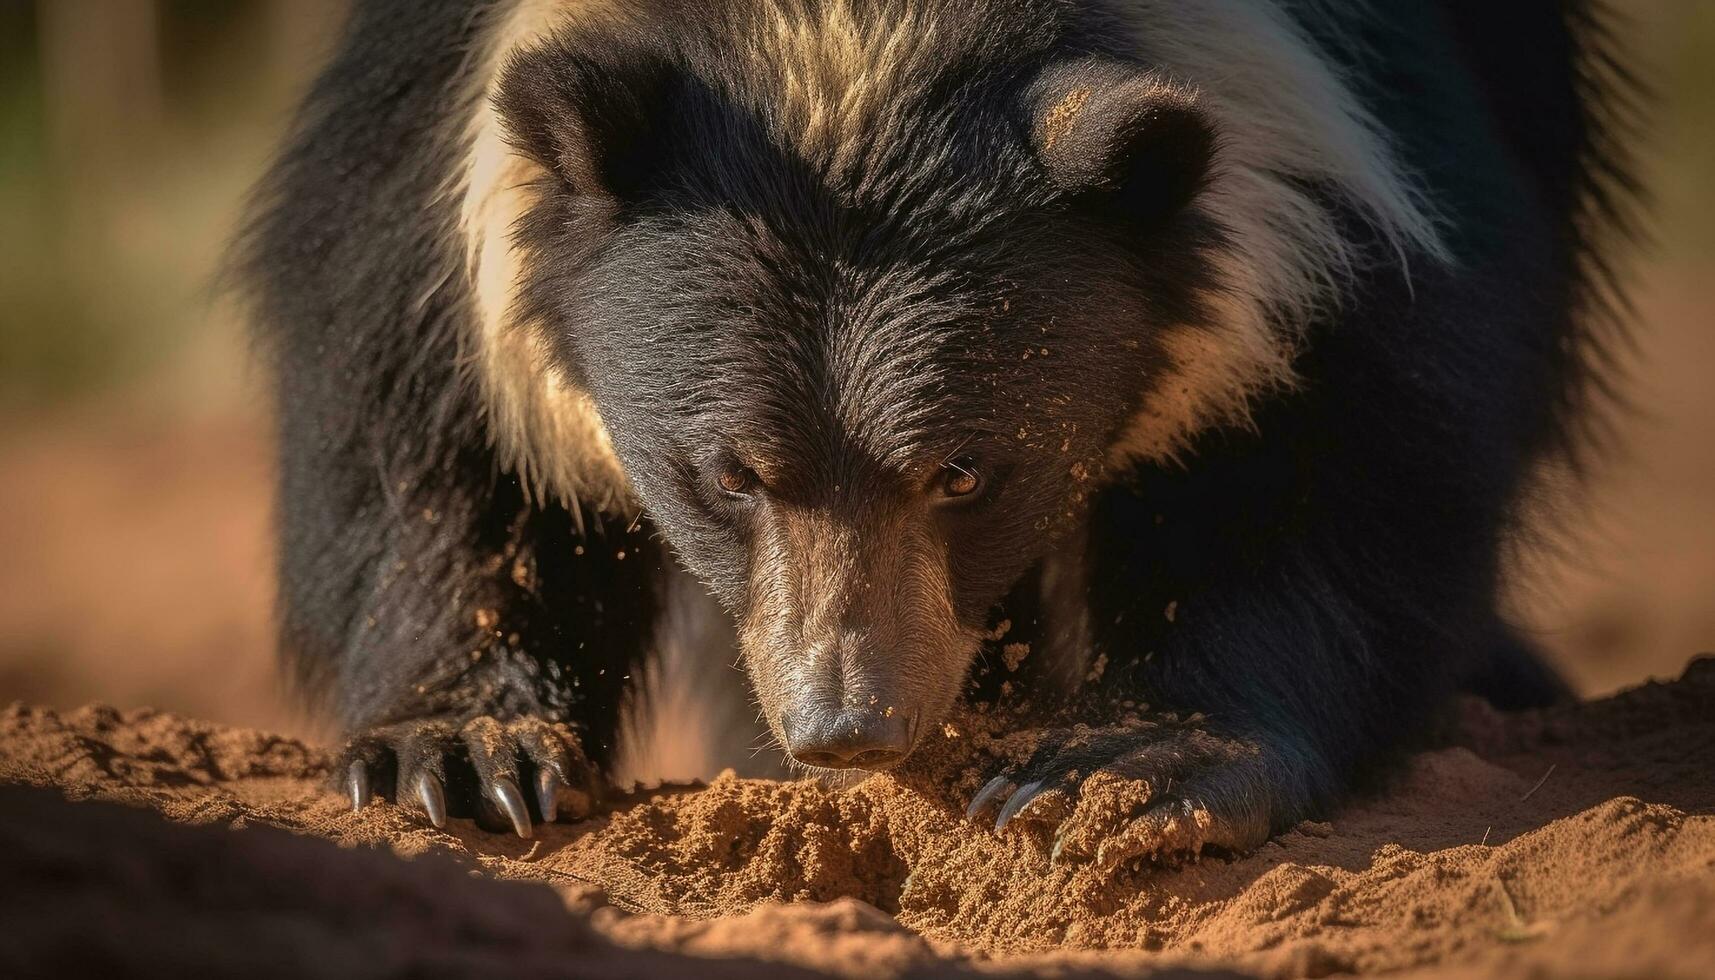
[938,429,980,468]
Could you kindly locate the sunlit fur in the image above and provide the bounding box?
[460,0,627,513]
[460,0,1448,505]
[1102,0,1449,461]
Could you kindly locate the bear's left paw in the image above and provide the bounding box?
[965,723,1281,868]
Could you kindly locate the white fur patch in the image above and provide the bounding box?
[459,0,632,516]
[1103,0,1449,464]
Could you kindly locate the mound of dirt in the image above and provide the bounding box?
[2,660,1713,978]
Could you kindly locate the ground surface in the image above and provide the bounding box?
[2,660,1711,979]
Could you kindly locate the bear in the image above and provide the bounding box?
[239,0,1639,856]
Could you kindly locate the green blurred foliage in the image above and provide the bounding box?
[1647,0,1715,257]
[0,0,341,412]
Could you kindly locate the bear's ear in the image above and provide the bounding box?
[494,38,677,203]
[1025,58,1215,227]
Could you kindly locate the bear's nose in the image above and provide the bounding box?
[782,707,913,770]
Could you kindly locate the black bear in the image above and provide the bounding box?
[241,0,1639,857]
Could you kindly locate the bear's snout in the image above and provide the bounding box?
[781,704,915,771]
[735,500,980,772]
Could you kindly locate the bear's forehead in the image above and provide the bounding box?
[705,306,991,471]
[674,269,1048,481]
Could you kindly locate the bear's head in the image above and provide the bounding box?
[492,3,1220,771]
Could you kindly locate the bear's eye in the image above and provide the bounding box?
[718,465,760,496]
[937,457,982,500]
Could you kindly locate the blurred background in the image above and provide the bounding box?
[0,1,1709,740]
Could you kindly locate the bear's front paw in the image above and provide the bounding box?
[338,715,598,838]
[965,721,1285,868]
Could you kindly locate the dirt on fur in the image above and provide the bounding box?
[2,659,1713,979]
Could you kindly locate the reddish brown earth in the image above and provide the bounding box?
[2,659,1711,978]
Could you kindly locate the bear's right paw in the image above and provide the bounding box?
[338,715,599,838]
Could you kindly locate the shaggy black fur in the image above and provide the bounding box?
[241,0,667,831]
[242,0,1639,846]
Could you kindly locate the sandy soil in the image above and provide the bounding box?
[2,659,1710,979]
